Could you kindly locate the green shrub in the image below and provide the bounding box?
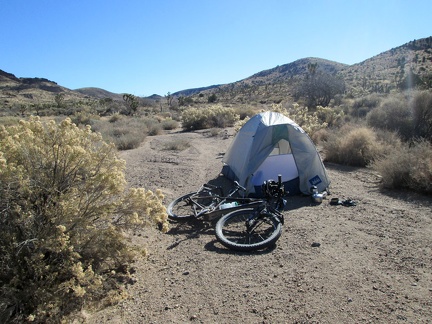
[181,105,240,130]
[372,139,432,194]
[0,117,168,322]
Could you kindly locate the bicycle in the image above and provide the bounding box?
[167,175,286,252]
[215,175,286,251]
[167,181,262,221]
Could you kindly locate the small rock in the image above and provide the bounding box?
[311,242,321,247]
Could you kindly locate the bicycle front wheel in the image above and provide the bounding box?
[215,208,282,252]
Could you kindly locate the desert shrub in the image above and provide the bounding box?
[311,127,330,144]
[316,105,345,128]
[71,110,100,126]
[109,112,122,123]
[351,93,383,117]
[94,118,148,150]
[163,139,190,151]
[0,116,21,127]
[0,117,168,322]
[323,126,383,166]
[372,139,432,194]
[272,103,328,136]
[366,95,413,140]
[234,106,259,120]
[181,105,239,130]
[161,118,179,130]
[147,123,163,136]
[410,90,432,140]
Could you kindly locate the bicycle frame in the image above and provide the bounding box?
[184,182,265,220]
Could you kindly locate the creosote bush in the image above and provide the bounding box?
[0,117,168,323]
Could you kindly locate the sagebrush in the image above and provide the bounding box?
[0,117,168,323]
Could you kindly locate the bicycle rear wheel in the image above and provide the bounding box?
[167,192,216,220]
[215,208,282,251]
[167,193,196,219]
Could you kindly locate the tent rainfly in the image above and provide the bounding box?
[222,111,330,196]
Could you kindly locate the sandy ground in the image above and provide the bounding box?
[86,127,432,323]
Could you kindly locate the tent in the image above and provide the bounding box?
[222,111,330,196]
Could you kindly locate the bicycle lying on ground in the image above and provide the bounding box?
[167,175,286,251]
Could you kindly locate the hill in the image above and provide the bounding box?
[1,36,431,110]
[178,37,432,104]
[74,87,124,101]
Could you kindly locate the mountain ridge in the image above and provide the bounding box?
[1,36,431,107]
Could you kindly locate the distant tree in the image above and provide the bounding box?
[208,93,217,103]
[122,94,139,115]
[178,96,194,106]
[55,93,65,108]
[297,67,345,108]
[165,92,173,108]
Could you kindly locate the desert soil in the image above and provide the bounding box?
[87,127,432,323]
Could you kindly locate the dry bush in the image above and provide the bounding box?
[0,117,168,323]
[351,93,383,118]
[181,105,239,130]
[163,139,191,151]
[71,110,100,126]
[161,118,179,130]
[410,90,432,140]
[316,105,345,128]
[234,106,259,120]
[94,117,148,150]
[109,112,122,123]
[311,127,331,144]
[366,94,413,140]
[372,139,432,194]
[323,126,383,167]
[147,123,163,136]
[272,103,328,137]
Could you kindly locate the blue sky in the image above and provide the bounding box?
[1,1,431,96]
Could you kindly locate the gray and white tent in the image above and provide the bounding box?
[222,111,330,196]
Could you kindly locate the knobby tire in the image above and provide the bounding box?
[215,208,282,252]
[167,193,196,220]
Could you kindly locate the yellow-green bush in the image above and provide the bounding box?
[0,117,168,322]
[272,103,328,136]
[181,105,240,130]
